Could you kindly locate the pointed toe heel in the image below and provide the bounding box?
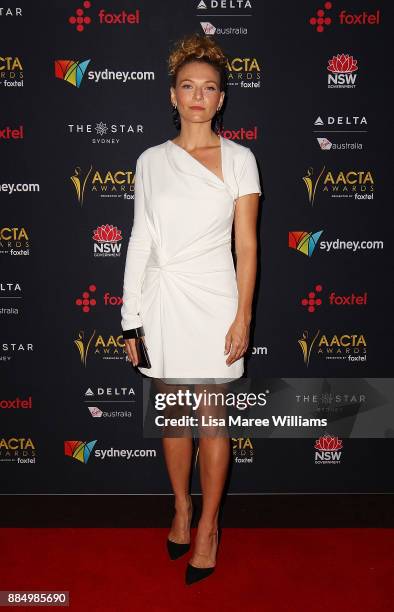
[185,528,220,585]
[166,538,191,560]
[167,495,194,560]
[185,562,215,585]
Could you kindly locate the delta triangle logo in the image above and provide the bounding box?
[55,59,91,88]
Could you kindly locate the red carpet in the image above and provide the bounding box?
[2,528,393,611]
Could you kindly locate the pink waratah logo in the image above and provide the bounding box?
[327,54,358,74]
[93,225,122,242]
[314,435,343,450]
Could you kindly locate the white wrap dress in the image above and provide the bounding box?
[121,135,261,382]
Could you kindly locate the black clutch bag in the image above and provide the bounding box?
[135,336,151,368]
[122,326,152,369]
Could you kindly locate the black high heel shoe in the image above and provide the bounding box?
[166,496,194,560]
[185,527,221,585]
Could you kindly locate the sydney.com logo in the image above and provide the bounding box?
[54,59,154,88]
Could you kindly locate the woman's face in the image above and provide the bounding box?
[170,60,224,126]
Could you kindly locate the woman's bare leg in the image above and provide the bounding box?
[153,378,194,544]
[189,381,230,567]
[163,437,193,543]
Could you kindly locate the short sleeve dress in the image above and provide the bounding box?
[121,135,262,383]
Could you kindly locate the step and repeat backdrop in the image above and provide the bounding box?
[1,1,393,495]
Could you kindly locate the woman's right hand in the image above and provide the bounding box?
[124,337,142,366]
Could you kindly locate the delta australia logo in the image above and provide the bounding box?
[314,115,367,151]
[0,281,23,316]
[85,386,135,419]
[200,22,248,36]
[197,0,253,11]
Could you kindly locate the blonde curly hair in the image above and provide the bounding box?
[168,32,228,90]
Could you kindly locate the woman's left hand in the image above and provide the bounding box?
[224,317,250,366]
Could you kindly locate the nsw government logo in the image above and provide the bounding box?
[314,434,343,464]
[327,54,358,89]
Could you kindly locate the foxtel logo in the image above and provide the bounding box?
[0,125,24,139]
[68,2,141,32]
[309,2,381,33]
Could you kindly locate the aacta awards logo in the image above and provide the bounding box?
[74,330,128,365]
[226,56,260,88]
[0,437,36,463]
[314,435,343,465]
[302,166,373,205]
[0,226,30,255]
[232,437,254,464]
[70,165,136,205]
[195,439,254,469]
[298,330,367,366]
[0,56,23,87]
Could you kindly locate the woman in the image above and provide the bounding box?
[121,33,262,584]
